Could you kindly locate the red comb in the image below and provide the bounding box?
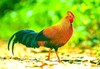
[67,11,75,18]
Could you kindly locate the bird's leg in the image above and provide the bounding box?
[47,49,51,61]
[55,52,60,62]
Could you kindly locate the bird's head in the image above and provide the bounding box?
[66,11,75,23]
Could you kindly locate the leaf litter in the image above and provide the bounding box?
[0,40,100,69]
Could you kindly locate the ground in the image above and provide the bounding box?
[0,40,100,69]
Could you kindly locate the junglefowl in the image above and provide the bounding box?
[8,11,75,62]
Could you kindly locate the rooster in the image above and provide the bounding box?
[8,11,75,62]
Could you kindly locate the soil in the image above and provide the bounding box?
[0,40,100,69]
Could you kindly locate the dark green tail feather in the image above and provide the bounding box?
[8,30,39,55]
[8,33,15,51]
[12,41,16,55]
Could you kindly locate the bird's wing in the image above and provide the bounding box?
[36,24,62,41]
[35,30,51,41]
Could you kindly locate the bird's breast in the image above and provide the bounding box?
[50,25,73,46]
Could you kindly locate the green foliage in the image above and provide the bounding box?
[0,0,100,47]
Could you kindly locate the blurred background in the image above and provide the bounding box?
[0,0,100,48]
